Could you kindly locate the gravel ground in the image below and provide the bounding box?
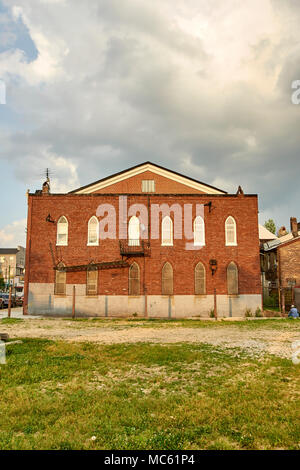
[1,310,300,359]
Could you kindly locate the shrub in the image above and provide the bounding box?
[209,309,215,318]
[245,308,253,318]
[255,307,263,317]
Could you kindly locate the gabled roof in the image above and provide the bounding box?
[259,225,278,241]
[263,230,300,251]
[69,161,227,195]
[0,248,18,254]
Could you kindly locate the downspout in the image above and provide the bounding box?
[277,247,282,312]
[23,192,33,315]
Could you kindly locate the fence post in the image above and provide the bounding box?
[281,288,285,316]
[214,288,218,320]
[8,286,12,318]
[72,285,76,319]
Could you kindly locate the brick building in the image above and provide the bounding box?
[24,162,262,317]
[0,246,25,292]
[261,217,300,311]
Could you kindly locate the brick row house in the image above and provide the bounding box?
[261,217,300,311]
[24,162,262,317]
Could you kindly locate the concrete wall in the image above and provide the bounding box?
[28,282,261,318]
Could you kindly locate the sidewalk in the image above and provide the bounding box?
[0,307,40,319]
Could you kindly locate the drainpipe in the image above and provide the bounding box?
[23,192,32,316]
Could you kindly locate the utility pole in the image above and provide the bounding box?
[8,286,12,318]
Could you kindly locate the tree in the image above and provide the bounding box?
[0,274,5,290]
[264,219,276,235]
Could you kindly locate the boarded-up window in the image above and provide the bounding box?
[162,216,173,246]
[129,262,140,295]
[86,267,98,295]
[225,216,237,246]
[55,263,66,295]
[195,262,206,295]
[194,216,205,246]
[57,216,68,246]
[128,216,140,246]
[227,262,239,295]
[88,216,99,245]
[162,262,173,295]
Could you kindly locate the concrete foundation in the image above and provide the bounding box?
[27,283,262,318]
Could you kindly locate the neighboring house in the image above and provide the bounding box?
[259,225,278,300]
[261,217,300,311]
[0,246,26,292]
[24,162,262,317]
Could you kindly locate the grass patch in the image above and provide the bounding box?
[0,338,299,450]
[0,318,24,325]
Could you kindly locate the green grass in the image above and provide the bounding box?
[0,318,24,325]
[0,338,299,450]
[61,317,300,332]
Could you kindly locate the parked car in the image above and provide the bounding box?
[0,293,16,308]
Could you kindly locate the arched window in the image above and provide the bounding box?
[162,262,173,295]
[55,263,66,295]
[227,262,239,295]
[129,262,140,295]
[87,216,99,246]
[162,216,173,246]
[56,216,68,246]
[128,216,140,246]
[194,216,205,246]
[195,262,206,295]
[86,265,98,295]
[225,216,237,246]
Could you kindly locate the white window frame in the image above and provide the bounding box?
[128,216,140,246]
[87,216,99,246]
[161,216,173,246]
[194,216,205,246]
[56,216,68,246]
[225,216,237,246]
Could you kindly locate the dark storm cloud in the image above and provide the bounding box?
[0,0,300,236]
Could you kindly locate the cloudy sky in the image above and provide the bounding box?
[0,0,300,247]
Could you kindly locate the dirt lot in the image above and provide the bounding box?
[1,313,300,359]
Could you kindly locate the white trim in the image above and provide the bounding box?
[56,216,68,246]
[87,216,99,246]
[225,216,237,246]
[194,216,205,246]
[74,163,224,195]
[161,216,173,246]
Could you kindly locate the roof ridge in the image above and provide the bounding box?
[68,161,227,194]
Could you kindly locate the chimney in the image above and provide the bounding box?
[290,217,298,238]
[278,226,288,237]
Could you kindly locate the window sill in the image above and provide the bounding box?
[128,295,141,298]
[228,294,239,298]
[87,244,99,247]
[226,243,237,247]
[54,294,66,297]
[195,294,207,298]
[86,294,98,298]
[56,244,68,247]
[161,244,173,247]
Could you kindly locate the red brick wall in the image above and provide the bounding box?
[92,170,208,194]
[24,192,261,304]
[279,238,300,287]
